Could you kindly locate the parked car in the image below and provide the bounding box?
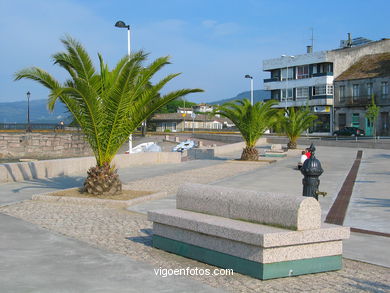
[333,127,365,136]
[172,140,195,152]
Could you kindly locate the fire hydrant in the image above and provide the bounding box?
[300,143,326,200]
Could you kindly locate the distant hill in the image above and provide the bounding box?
[0,99,69,123]
[209,90,270,105]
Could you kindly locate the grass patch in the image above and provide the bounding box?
[49,188,153,201]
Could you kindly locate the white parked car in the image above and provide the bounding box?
[126,142,161,154]
[172,140,195,152]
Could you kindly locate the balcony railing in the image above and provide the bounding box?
[263,77,280,83]
[264,72,333,83]
[312,72,333,77]
[339,95,375,106]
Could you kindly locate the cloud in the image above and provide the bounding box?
[201,19,240,36]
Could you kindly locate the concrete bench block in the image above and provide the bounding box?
[148,209,350,248]
[176,183,321,231]
[153,223,343,263]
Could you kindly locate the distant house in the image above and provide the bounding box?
[193,103,214,113]
[151,112,234,132]
[176,107,193,114]
[334,53,390,136]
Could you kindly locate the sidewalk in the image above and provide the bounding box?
[0,213,223,293]
[129,146,390,268]
[0,146,389,292]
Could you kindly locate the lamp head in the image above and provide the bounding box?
[244,74,253,79]
[115,21,129,29]
[26,91,30,98]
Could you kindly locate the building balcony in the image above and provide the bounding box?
[337,95,376,107]
[312,72,333,77]
[271,98,334,109]
[263,77,280,83]
[264,75,334,90]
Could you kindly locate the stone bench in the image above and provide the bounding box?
[266,143,286,153]
[148,183,350,280]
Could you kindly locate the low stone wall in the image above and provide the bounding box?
[0,132,92,159]
[187,138,267,160]
[192,133,243,143]
[0,152,181,183]
[267,136,390,150]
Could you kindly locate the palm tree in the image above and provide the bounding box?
[15,36,203,195]
[277,107,317,149]
[215,99,278,160]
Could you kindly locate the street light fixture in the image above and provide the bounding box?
[244,75,254,105]
[26,91,32,132]
[115,21,131,56]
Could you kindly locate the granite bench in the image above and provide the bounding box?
[148,183,350,280]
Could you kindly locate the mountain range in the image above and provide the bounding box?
[0,100,69,123]
[209,90,270,105]
[0,89,270,123]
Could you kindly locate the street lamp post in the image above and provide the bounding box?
[244,75,254,105]
[115,20,133,153]
[26,91,32,132]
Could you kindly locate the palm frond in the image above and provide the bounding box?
[216,99,277,148]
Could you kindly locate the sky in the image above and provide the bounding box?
[0,0,389,104]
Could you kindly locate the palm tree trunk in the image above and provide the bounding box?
[241,146,259,161]
[83,163,122,195]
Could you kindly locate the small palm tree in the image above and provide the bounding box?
[15,36,203,195]
[215,99,277,160]
[277,107,317,149]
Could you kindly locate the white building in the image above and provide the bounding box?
[263,37,390,134]
[193,103,214,113]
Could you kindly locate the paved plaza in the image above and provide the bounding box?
[0,145,389,292]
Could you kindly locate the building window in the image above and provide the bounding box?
[296,87,309,100]
[353,84,360,99]
[367,83,373,97]
[312,65,317,74]
[313,85,333,96]
[339,85,345,102]
[382,82,389,98]
[296,65,309,79]
[338,113,346,128]
[281,88,293,100]
[271,90,280,101]
[352,113,360,128]
[172,122,177,131]
[380,112,389,135]
[281,68,294,81]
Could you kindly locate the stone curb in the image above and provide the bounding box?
[32,189,167,208]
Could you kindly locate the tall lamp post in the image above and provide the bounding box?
[26,91,32,132]
[244,75,254,105]
[115,20,133,153]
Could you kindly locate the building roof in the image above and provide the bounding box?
[335,53,390,81]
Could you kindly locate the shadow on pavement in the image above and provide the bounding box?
[11,176,84,193]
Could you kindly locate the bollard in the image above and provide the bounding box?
[300,143,324,200]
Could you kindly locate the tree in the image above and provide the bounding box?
[365,94,380,137]
[215,99,278,160]
[156,99,197,113]
[15,36,203,195]
[277,106,317,149]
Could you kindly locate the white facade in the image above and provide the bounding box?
[262,39,390,134]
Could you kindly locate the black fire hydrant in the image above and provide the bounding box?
[300,143,325,201]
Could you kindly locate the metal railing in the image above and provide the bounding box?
[0,123,81,132]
